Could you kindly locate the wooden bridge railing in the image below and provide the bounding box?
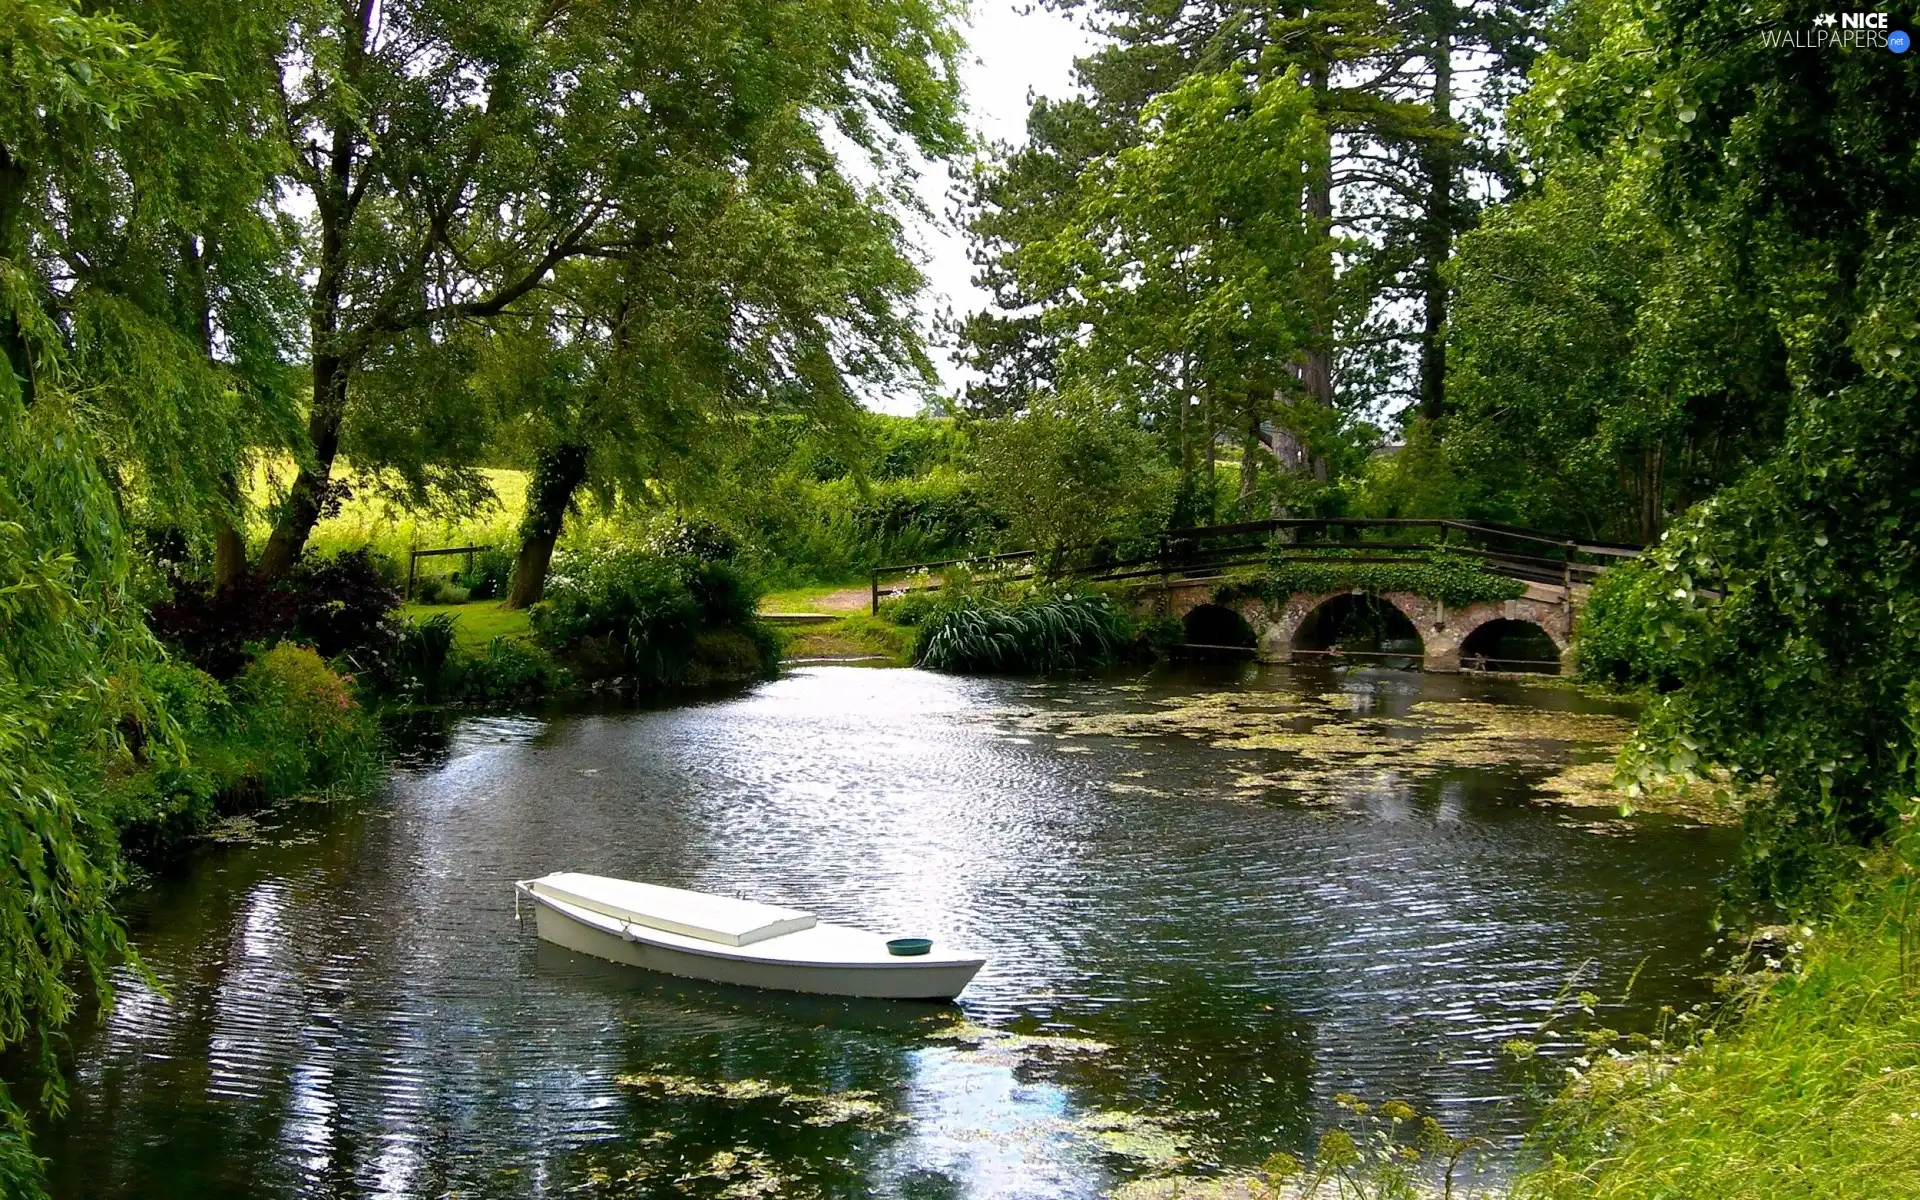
[869,518,1643,614]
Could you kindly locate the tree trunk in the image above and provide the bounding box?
[506,442,590,609]
[259,9,368,580]
[1302,55,1336,412]
[0,145,35,408]
[1417,0,1456,422]
[183,232,250,585]
[257,351,347,578]
[1238,419,1260,515]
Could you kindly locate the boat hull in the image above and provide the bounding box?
[530,896,983,1001]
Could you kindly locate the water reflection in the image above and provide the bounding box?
[39,665,1732,1198]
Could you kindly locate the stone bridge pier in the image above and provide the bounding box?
[1147,581,1578,674]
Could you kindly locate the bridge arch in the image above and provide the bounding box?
[1181,603,1258,651]
[1437,605,1573,674]
[1264,590,1431,665]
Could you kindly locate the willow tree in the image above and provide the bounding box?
[492,100,956,607]
[62,0,304,582]
[0,3,205,1190]
[254,0,965,580]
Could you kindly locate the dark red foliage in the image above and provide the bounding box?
[288,549,401,662]
[148,549,401,677]
[147,575,297,679]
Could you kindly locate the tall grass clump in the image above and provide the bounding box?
[915,592,1130,674]
[1511,827,1920,1198]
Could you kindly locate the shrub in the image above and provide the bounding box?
[233,644,378,797]
[148,549,402,678]
[649,517,738,563]
[915,592,1131,674]
[100,660,234,848]
[460,547,515,600]
[880,588,949,627]
[147,574,297,678]
[533,545,774,687]
[288,548,402,664]
[1575,558,1692,690]
[102,649,378,854]
[450,637,566,702]
[387,613,458,696]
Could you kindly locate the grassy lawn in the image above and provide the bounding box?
[758,582,872,614]
[777,614,915,664]
[399,602,532,651]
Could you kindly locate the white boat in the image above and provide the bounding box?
[513,872,986,1001]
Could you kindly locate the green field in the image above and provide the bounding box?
[398,602,533,651]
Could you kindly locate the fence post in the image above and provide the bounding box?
[406,549,418,602]
[871,570,880,616]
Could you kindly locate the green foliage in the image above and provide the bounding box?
[914,592,1131,674]
[451,637,566,703]
[103,651,379,851]
[532,546,776,688]
[727,468,1004,584]
[1445,151,1785,542]
[229,645,379,800]
[385,613,565,703]
[1019,69,1333,480]
[1219,548,1525,609]
[969,402,1172,571]
[1508,0,1920,905]
[1574,559,1692,691]
[1512,837,1920,1199]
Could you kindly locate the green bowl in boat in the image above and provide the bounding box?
[886,937,933,957]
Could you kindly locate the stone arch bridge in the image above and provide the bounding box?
[1148,579,1580,673]
[871,518,1641,675]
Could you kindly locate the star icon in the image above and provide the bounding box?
[1814,12,1838,26]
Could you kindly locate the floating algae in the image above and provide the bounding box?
[991,686,1737,823]
[924,1018,1113,1058]
[1069,1109,1190,1168]
[615,1073,892,1128]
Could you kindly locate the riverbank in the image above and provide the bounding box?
[1509,839,1920,1198]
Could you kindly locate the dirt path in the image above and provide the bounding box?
[759,586,871,614]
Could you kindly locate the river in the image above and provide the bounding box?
[38,663,1733,1198]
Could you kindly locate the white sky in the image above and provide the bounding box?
[884,1,1101,414]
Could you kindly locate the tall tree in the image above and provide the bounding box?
[961,0,1544,439]
[1021,68,1336,515]
[467,0,963,607]
[255,0,964,579]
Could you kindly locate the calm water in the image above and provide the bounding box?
[39,664,1733,1198]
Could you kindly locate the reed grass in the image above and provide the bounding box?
[1512,842,1920,1198]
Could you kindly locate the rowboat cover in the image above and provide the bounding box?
[529,873,816,946]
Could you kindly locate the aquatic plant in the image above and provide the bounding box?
[914,591,1130,674]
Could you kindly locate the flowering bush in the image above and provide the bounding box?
[233,644,377,796]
